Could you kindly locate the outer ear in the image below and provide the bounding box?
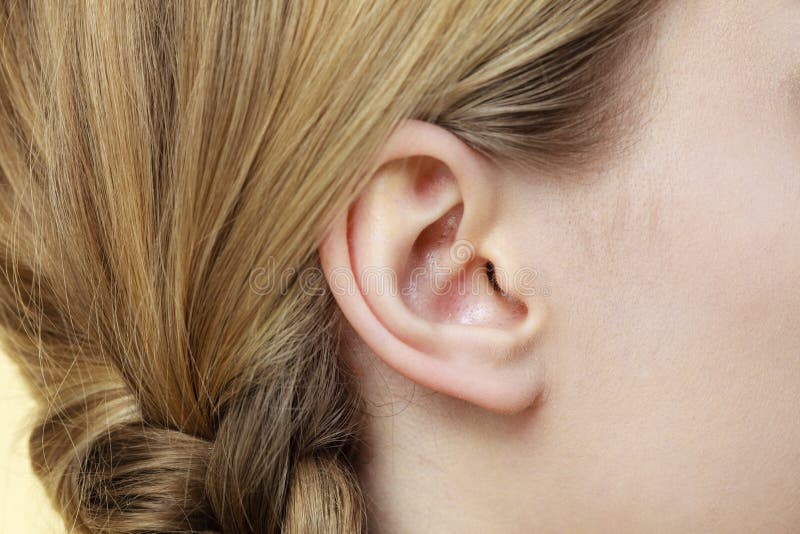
[320,120,547,414]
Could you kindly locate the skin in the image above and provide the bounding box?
[324,1,800,531]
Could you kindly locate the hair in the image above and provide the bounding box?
[0,1,659,532]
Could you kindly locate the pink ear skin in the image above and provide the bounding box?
[320,120,547,414]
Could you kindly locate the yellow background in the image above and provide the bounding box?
[0,349,64,533]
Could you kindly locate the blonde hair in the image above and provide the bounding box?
[0,1,657,532]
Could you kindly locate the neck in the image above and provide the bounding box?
[356,387,549,533]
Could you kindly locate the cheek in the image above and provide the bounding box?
[632,0,800,348]
[519,0,800,523]
[611,138,800,518]
[662,150,800,356]
[532,104,800,518]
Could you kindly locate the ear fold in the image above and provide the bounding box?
[320,120,547,414]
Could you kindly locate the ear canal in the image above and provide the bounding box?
[485,261,502,293]
[402,202,528,328]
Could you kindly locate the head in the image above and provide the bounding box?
[0,0,798,532]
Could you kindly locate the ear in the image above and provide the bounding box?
[319,120,547,414]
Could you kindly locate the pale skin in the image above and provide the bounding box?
[320,1,800,532]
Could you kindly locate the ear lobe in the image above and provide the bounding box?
[320,120,547,414]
